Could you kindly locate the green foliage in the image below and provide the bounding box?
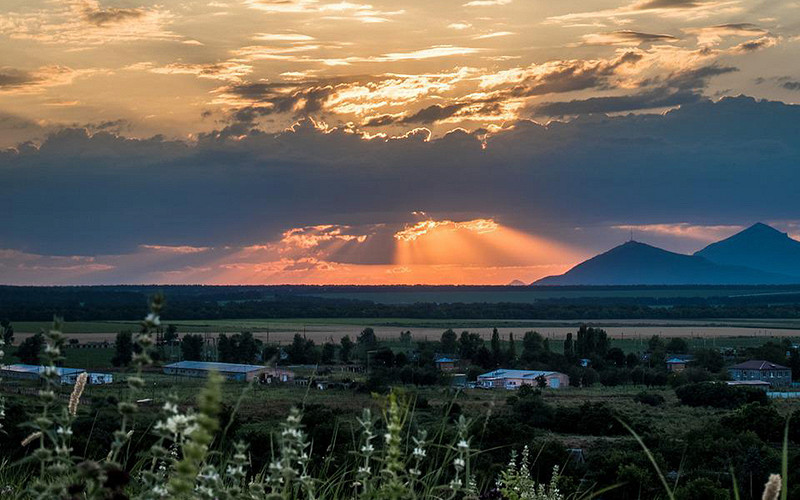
[633,391,666,407]
[15,331,43,365]
[675,382,769,409]
[339,335,354,363]
[181,333,205,361]
[440,328,457,354]
[218,332,259,364]
[111,330,133,367]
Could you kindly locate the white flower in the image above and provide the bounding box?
[457,439,469,452]
[453,458,465,470]
[145,313,161,326]
[413,447,426,459]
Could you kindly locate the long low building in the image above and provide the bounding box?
[163,361,271,382]
[0,364,113,385]
[477,369,569,389]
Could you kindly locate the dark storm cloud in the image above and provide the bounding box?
[583,30,679,45]
[2,97,799,259]
[632,0,703,9]
[534,88,702,115]
[80,4,146,27]
[782,81,800,91]
[510,53,643,98]
[0,68,38,89]
[533,65,737,116]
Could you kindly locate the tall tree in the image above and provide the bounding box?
[399,330,412,344]
[358,327,377,348]
[321,342,336,364]
[218,334,234,362]
[563,332,575,361]
[458,331,483,360]
[507,332,517,365]
[440,329,457,354]
[490,328,502,366]
[181,334,205,361]
[111,331,133,367]
[163,324,178,344]
[340,335,354,363]
[16,332,43,365]
[520,331,545,365]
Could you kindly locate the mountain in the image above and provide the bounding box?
[534,240,797,285]
[507,279,527,286]
[695,223,800,277]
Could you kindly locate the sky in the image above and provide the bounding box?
[1,0,800,285]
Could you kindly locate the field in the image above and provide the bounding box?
[9,317,800,348]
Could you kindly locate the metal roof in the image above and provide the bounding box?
[0,364,84,376]
[477,369,558,379]
[164,361,267,373]
[730,360,789,371]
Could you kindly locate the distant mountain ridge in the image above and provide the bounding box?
[535,223,800,285]
[695,223,800,277]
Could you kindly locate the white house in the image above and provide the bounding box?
[477,369,569,389]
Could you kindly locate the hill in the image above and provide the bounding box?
[695,222,800,277]
[534,240,798,285]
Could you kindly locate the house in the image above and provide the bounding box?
[728,360,792,387]
[666,355,693,373]
[163,361,270,382]
[434,356,458,372]
[477,369,569,389]
[0,364,84,385]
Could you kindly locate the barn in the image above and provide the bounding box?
[163,361,270,382]
[0,364,85,385]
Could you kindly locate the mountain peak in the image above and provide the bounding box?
[742,222,784,236]
[695,223,800,277]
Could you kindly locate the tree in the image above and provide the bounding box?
[520,331,545,365]
[163,324,178,344]
[399,330,412,345]
[694,348,724,372]
[666,337,689,354]
[458,331,483,360]
[181,334,205,361]
[287,334,316,364]
[235,332,259,364]
[563,332,574,361]
[358,327,377,348]
[218,334,234,362]
[340,335,354,363]
[490,328,502,366]
[111,331,133,367]
[1,319,14,346]
[321,342,336,364]
[507,333,517,365]
[440,329,457,354]
[605,347,626,367]
[16,332,43,365]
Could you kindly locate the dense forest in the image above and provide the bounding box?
[5,285,800,321]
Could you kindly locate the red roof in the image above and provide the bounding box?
[730,360,789,370]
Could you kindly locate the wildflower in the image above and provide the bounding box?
[68,372,88,416]
[145,313,161,326]
[762,474,781,500]
[21,431,42,447]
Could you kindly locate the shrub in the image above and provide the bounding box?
[675,381,769,409]
[634,391,666,407]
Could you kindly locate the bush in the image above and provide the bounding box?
[675,381,769,409]
[634,391,666,407]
